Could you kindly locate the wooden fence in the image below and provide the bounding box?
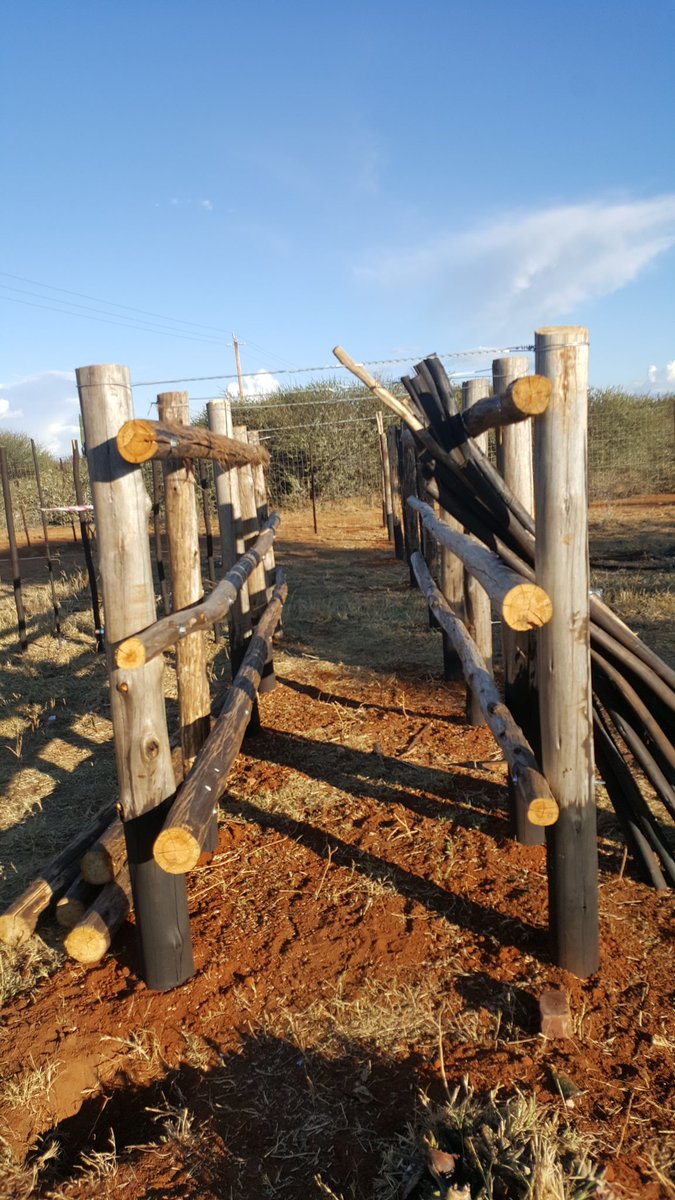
[0,366,285,992]
[336,326,675,980]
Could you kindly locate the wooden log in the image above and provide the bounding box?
[376,411,395,541]
[534,325,598,979]
[31,439,61,634]
[114,515,280,669]
[76,363,193,991]
[0,446,28,650]
[208,399,251,663]
[438,502,465,680]
[461,379,493,726]
[154,575,288,873]
[197,460,217,595]
[235,425,269,626]
[150,460,170,616]
[65,865,132,964]
[411,552,558,829]
[56,876,100,929]
[386,424,405,560]
[409,498,552,631]
[461,375,550,438]
[0,805,116,946]
[71,439,104,652]
[400,428,421,585]
[80,816,126,885]
[158,392,212,776]
[248,429,277,693]
[117,418,270,468]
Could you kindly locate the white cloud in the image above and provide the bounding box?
[667,361,675,382]
[225,369,281,401]
[200,199,213,211]
[0,397,23,419]
[356,195,675,329]
[645,360,675,391]
[0,371,79,454]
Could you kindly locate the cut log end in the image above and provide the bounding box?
[116,419,156,464]
[64,924,112,964]
[527,797,560,827]
[80,849,114,886]
[153,827,201,874]
[509,375,552,415]
[0,913,32,947]
[115,637,146,670]
[502,583,553,631]
[56,897,89,929]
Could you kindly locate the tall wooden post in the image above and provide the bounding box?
[76,364,193,991]
[534,327,599,978]
[71,439,103,652]
[208,399,250,674]
[150,461,170,616]
[400,429,421,586]
[386,425,405,560]
[492,354,543,845]
[245,428,277,694]
[0,447,27,649]
[461,379,493,724]
[376,412,395,541]
[31,440,60,635]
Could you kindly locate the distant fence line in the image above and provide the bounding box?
[0,391,673,534]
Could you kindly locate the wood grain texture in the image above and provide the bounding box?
[117,418,269,467]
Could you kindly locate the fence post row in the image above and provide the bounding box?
[0,445,28,650]
[76,364,195,992]
[461,378,493,726]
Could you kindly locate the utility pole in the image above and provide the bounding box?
[232,332,245,403]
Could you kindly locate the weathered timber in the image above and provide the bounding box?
[31,439,61,634]
[154,574,288,873]
[117,418,269,468]
[64,865,132,964]
[386,424,405,560]
[409,498,552,631]
[376,411,395,541]
[0,446,27,649]
[0,805,116,946]
[461,374,551,438]
[461,378,493,725]
[591,650,675,777]
[150,460,170,616]
[248,430,277,693]
[209,400,251,663]
[534,325,598,979]
[411,552,559,829]
[80,816,126,885]
[56,876,100,928]
[158,392,212,776]
[115,515,281,669]
[76,363,193,990]
[234,425,269,626]
[72,439,103,651]
[400,429,421,584]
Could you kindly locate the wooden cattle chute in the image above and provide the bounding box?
[335,330,675,979]
[0,365,286,991]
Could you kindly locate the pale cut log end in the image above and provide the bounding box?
[56,897,89,929]
[65,924,112,964]
[115,637,146,670]
[502,584,553,631]
[0,913,32,947]
[116,419,156,464]
[527,797,559,826]
[153,827,201,874]
[80,848,114,886]
[510,375,552,415]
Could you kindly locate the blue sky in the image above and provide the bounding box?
[2,0,674,454]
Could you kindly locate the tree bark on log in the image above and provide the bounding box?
[0,805,116,945]
[154,575,288,873]
[114,515,280,669]
[411,552,558,829]
[80,816,126,885]
[117,419,269,468]
[409,498,552,631]
[56,876,100,928]
[64,865,132,964]
[461,378,493,725]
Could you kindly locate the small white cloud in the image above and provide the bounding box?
[200,199,213,211]
[226,369,281,401]
[644,361,675,390]
[0,397,23,419]
[667,361,675,382]
[648,365,658,383]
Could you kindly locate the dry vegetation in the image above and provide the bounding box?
[0,499,673,1199]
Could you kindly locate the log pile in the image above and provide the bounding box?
[335,346,675,890]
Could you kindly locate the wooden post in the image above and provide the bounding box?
[72,440,103,652]
[534,326,599,978]
[0,447,27,650]
[76,364,193,991]
[31,439,60,635]
[208,400,250,673]
[400,429,421,586]
[438,507,464,681]
[386,425,405,560]
[233,424,266,734]
[248,430,277,693]
[157,394,212,771]
[197,460,217,593]
[150,461,170,616]
[461,379,493,725]
[492,354,542,844]
[376,412,395,541]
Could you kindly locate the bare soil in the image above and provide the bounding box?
[0,502,673,1199]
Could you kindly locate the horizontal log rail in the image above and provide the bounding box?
[154,572,288,873]
[80,816,126,885]
[117,418,270,468]
[409,498,553,631]
[115,514,281,669]
[411,552,559,829]
[64,865,132,964]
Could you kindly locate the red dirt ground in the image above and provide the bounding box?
[1,506,674,1199]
